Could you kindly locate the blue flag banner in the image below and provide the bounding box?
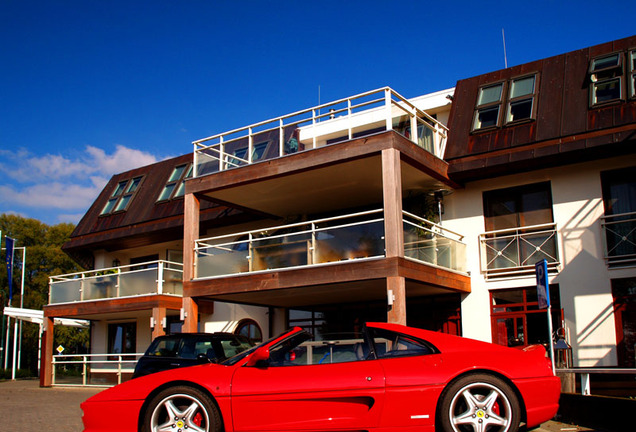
[5,236,15,303]
[535,259,549,309]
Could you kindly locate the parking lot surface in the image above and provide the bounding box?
[2,379,598,432]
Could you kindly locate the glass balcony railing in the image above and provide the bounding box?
[402,211,467,273]
[49,260,183,305]
[479,223,559,278]
[193,87,449,178]
[194,209,467,279]
[601,211,636,267]
[195,210,386,278]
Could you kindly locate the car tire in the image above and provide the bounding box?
[142,385,221,432]
[438,373,520,432]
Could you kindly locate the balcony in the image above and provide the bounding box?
[479,223,560,278]
[194,209,466,279]
[601,211,636,267]
[49,260,183,305]
[193,87,449,178]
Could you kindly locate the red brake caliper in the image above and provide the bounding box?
[193,412,203,427]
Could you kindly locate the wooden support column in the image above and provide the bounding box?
[152,307,167,339]
[40,316,54,387]
[387,276,407,325]
[382,148,406,325]
[183,192,200,283]
[381,148,404,258]
[182,297,199,333]
[182,192,200,333]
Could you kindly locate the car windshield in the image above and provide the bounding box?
[221,328,308,366]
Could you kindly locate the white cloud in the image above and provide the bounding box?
[0,145,162,223]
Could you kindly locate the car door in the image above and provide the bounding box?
[230,339,385,431]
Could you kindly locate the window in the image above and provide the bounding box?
[473,82,504,130]
[235,319,263,344]
[100,176,143,215]
[157,164,192,201]
[473,74,538,131]
[226,142,268,168]
[482,182,558,273]
[483,182,554,231]
[108,322,136,359]
[506,75,536,123]
[490,287,561,349]
[367,327,437,359]
[611,277,636,367]
[601,167,636,266]
[589,52,623,106]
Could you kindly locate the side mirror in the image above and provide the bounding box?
[196,353,211,364]
[245,347,270,367]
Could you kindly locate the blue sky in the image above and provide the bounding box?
[1,0,634,225]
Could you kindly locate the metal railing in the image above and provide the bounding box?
[195,210,385,279]
[194,209,467,279]
[601,211,636,267]
[49,260,183,304]
[52,353,143,387]
[403,211,467,273]
[193,87,449,177]
[557,368,636,396]
[479,223,559,278]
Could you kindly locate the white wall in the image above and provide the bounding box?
[201,302,270,339]
[444,155,636,366]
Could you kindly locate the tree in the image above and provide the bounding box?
[1,214,87,373]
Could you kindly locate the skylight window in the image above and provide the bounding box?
[158,164,193,201]
[100,176,143,215]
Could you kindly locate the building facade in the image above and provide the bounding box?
[41,36,636,386]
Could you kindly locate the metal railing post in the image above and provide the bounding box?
[117,355,122,385]
[581,373,591,396]
[248,127,253,163]
[83,356,87,386]
[385,88,393,131]
[157,261,164,294]
[279,119,284,156]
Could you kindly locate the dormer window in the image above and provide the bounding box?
[101,176,143,215]
[506,75,536,124]
[589,53,623,106]
[473,74,538,132]
[472,83,504,130]
[157,164,192,201]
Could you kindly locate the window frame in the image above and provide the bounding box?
[157,163,192,202]
[589,51,625,107]
[472,81,505,132]
[505,74,538,125]
[107,322,137,360]
[100,175,144,216]
[472,73,539,133]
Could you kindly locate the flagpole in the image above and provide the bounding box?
[17,247,26,371]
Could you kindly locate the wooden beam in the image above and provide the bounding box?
[386,276,406,325]
[183,192,200,282]
[152,307,167,339]
[40,316,54,387]
[382,148,404,258]
[182,297,199,333]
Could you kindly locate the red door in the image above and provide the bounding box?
[230,360,385,431]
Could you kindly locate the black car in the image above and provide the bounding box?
[132,332,254,378]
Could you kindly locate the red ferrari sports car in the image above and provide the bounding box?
[81,322,560,432]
